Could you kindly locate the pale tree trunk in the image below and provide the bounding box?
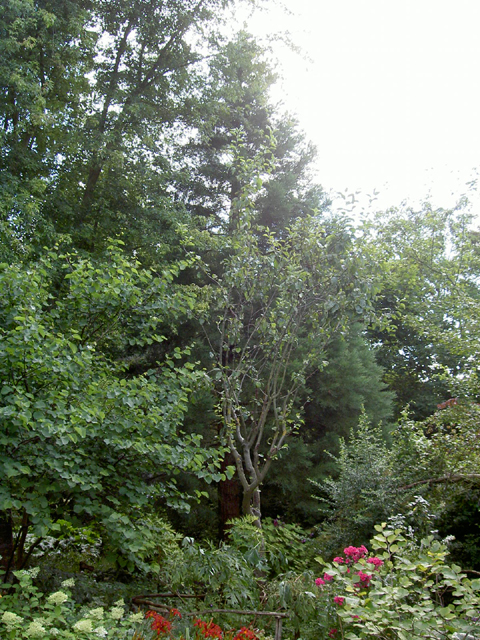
[241,484,262,527]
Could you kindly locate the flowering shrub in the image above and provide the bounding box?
[343,546,368,563]
[0,571,266,640]
[314,524,480,639]
[0,569,145,639]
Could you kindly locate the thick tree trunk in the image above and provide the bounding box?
[218,452,241,539]
[0,511,14,577]
[81,163,103,213]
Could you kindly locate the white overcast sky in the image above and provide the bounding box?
[241,0,480,217]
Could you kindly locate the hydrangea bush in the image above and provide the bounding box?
[0,569,144,639]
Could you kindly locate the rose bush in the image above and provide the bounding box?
[314,524,480,640]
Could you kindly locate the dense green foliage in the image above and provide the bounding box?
[1,1,480,638]
[361,203,480,418]
[0,244,228,572]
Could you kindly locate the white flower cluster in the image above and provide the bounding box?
[73,618,94,632]
[26,620,47,637]
[129,611,144,623]
[87,607,105,620]
[13,566,40,581]
[94,626,108,638]
[1,611,23,629]
[109,606,124,620]
[47,591,69,606]
[25,566,41,579]
[61,578,76,589]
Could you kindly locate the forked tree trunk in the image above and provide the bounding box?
[241,485,262,529]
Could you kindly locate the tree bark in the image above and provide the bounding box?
[0,511,14,578]
[218,452,241,539]
[241,484,262,529]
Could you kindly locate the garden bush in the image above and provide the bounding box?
[313,523,480,640]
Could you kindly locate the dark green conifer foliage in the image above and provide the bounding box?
[171,31,328,235]
[261,324,394,524]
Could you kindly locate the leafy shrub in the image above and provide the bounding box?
[311,416,404,555]
[158,533,261,612]
[227,515,318,577]
[314,524,480,640]
[0,569,145,638]
[0,567,271,640]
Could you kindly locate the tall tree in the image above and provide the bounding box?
[171,31,328,235]
[198,198,373,526]
[67,0,227,250]
[0,0,94,259]
[361,203,480,418]
[0,0,249,258]
[157,33,333,534]
[261,324,395,524]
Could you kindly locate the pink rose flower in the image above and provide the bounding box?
[367,556,384,569]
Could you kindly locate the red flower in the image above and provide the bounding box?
[333,596,345,605]
[329,629,338,637]
[170,608,182,619]
[323,573,333,582]
[333,557,344,564]
[233,627,258,640]
[146,611,173,636]
[194,618,223,640]
[315,577,325,587]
